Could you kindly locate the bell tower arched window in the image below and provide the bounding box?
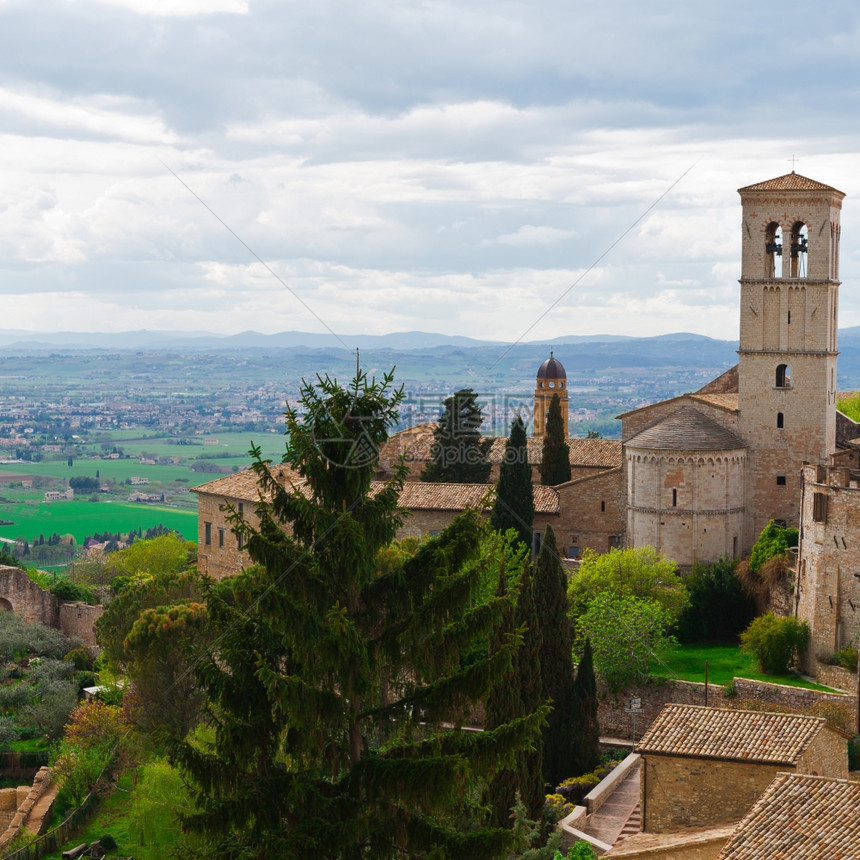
[777,412,784,429]
[790,222,809,278]
[765,222,783,278]
[776,364,791,388]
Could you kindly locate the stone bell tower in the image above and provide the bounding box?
[534,352,568,438]
[737,171,844,541]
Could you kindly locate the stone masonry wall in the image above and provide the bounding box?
[0,567,59,628]
[58,603,103,646]
[599,677,856,742]
[642,755,787,833]
[555,467,625,558]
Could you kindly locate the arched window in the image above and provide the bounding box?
[776,364,791,388]
[777,412,784,429]
[765,221,783,277]
[790,221,809,278]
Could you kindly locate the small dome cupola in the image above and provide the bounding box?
[537,351,567,382]
[533,351,569,438]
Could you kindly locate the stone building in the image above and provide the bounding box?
[194,171,854,574]
[635,704,849,834]
[714,772,860,860]
[616,171,848,565]
[795,462,860,676]
[194,468,562,579]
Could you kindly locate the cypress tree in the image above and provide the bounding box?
[422,387,492,483]
[533,525,577,786]
[539,394,571,486]
[515,559,545,820]
[571,637,600,776]
[490,415,534,550]
[172,369,546,859]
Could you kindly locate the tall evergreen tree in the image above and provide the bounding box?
[422,387,492,483]
[485,554,545,829]
[490,415,534,550]
[515,559,545,820]
[532,525,577,786]
[172,369,545,860]
[571,638,600,776]
[539,394,571,486]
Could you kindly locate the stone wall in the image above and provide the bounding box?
[0,566,59,628]
[59,602,103,646]
[599,677,857,742]
[555,467,625,558]
[0,767,53,848]
[642,755,784,834]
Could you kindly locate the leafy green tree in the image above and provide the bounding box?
[106,533,197,583]
[568,546,689,624]
[491,415,534,550]
[172,369,544,859]
[676,558,755,643]
[749,520,799,574]
[533,526,577,786]
[574,592,677,692]
[422,387,492,483]
[124,602,211,739]
[570,639,600,776]
[95,569,203,668]
[740,612,809,674]
[539,394,571,486]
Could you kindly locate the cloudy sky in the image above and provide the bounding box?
[2,0,860,344]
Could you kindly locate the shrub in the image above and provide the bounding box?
[835,646,859,673]
[677,558,756,643]
[811,701,854,735]
[739,613,810,674]
[849,736,860,771]
[544,793,575,823]
[64,647,94,672]
[749,521,798,574]
[555,773,599,805]
[50,579,97,605]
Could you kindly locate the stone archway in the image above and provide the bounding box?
[0,598,12,612]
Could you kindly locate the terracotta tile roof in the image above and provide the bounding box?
[717,773,860,859]
[380,425,622,469]
[626,407,746,452]
[696,365,739,395]
[636,704,827,766]
[738,172,845,195]
[195,468,559,514]
[395,482,558,514]
[688,393,740,413]
[192,465,302,500]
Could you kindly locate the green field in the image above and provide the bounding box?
[0,431,290,550]
[653,643,842,692]
[0,499,197,545]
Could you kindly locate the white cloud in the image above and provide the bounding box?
[75,0,248,15]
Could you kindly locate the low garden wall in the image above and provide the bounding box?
[599,677,857,742]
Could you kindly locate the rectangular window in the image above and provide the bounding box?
[238,502,244,515]
[237,531,244,550]
[204,522,211,546]
[218,527,225,548]
[776,475,787,486]
[813,492,828,523]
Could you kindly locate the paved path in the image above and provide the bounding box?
[580,760,641,848]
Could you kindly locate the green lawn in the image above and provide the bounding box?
[653,643,842,692]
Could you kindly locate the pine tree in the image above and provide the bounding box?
[422,387,492,483]
[571,638,600,776]
[539,394,571,486]
[490,415,534,550]
[172,369,545,859]
[533,525,577,786]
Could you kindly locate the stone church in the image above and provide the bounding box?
[194,171,858,581]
